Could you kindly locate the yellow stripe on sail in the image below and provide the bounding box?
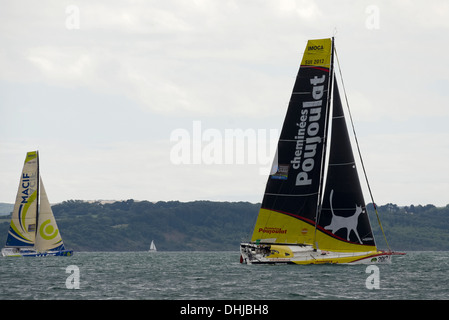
[251,209,377,252]
[20,190,37,233]
[300,38,332,68]
[314,228,377,253]
[251,209,315,245]
[25,151,38,163]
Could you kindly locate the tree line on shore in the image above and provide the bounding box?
[1,200,448,251]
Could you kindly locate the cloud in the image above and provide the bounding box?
[1,1,448,206]
[1,1,319,117]
[360,131,449,206]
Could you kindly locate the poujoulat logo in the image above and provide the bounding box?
[291,74,327,187]
[258,227,287,235]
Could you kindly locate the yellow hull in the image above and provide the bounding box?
[240,243,401,265]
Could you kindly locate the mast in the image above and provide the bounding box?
[312,37,335,250]
[35,150,40,243]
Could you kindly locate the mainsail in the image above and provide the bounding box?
[250,38,377,253]
[251,38,333,246]
[5,151,39,247]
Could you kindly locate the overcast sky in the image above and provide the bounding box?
[1,0,448,206]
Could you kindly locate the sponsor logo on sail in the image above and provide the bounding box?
[308,45,324,51]
[39,219,59,240]
[258,227,287,235]
[21,173,37,204]
[291,75,326,186]
[270,164,289,180]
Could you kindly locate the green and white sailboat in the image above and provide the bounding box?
[1,151,73,257]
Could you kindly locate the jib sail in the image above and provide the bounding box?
[316,81,377,252]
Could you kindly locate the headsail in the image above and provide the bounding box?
[35,179,65,252]
[316,81,377,252]
[251,38,333,245]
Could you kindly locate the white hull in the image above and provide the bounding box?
[240,243,401,265]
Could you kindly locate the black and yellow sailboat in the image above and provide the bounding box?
[240,38,404,264]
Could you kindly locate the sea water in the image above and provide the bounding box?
[0,251,448,300]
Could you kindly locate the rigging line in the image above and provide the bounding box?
[334,47,391,252]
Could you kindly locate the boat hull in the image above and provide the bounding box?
[1,247,74,257]
[240,243,402,265]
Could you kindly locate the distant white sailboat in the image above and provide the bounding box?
[149,240,157,252]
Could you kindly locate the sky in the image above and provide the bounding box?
[0,0,448,206]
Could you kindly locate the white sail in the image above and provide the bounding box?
[35,179,64,252]
[149,240,157,252]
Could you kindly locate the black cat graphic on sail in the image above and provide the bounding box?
[324,190,363,244]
